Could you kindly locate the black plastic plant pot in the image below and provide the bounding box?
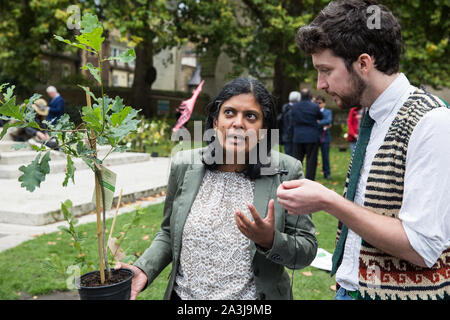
[76,268,134,300]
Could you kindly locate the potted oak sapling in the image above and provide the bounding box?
[0,13,142,300]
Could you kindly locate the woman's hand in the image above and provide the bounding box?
[114,262,148,300]
[235,199,275,250]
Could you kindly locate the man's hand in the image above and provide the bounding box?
[235,199,275,250]
[277,180,428,267]
[114,262,148,300]
[276,179,337,215]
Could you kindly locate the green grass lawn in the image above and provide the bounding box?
[0,146,351,300]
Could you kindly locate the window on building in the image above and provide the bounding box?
[117,49,125,67]
[62,64,71,78]
[111,47,119,57]
[128,73,134,88]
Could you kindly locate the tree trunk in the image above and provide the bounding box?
[273,56,298,112]
[132,40,157,117]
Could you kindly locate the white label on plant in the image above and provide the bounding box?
[92,165,117,210]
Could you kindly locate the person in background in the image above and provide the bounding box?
[346,105,363,156]
[316,96,332,179]
[278,91,301,156]
[279,0,450,300]
[10,98,58,149]
[46,86,65,124]
[291,88,323,180]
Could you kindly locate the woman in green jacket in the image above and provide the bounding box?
[115,78,318,300]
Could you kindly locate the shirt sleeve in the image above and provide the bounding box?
[399,107,450,268]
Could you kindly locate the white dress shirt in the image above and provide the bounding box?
[336,73,450,291]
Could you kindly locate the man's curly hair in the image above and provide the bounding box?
[296,0,404,75]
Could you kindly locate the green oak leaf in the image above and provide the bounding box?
[54,35,92,52]
[106,48,136,64]
[18,151,51,192]
[81,106,103,132]
[3,85,15,101]
[0,121,22,140]
[0,83,9,94]
[78,85,99,104]
[63,155,76,187]
[110,106,133,127]
[60,199,73,221]
[110,108,140,141]
[80,12,101,33]
[75,26,104,52]
[39,151,51,176]
[108,96,125,113]
[43,113,74,132]
[81,63,101,84]
[0,96,23,121]
[23,93,42,123]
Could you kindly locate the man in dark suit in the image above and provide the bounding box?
[279,91,301,156]
[316,96,333,180]
[46,85,65,124]
[291,88,323,180]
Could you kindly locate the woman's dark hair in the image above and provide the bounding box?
[202,77,277,179]
[296,0,403,75]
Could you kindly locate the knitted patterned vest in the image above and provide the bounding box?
[337,89,450,300]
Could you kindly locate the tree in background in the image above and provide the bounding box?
[0,0,184,115]
[178,0,449,107]
[178,0,328,107]
[0,0,73,96]
[92,0,183,116]
[0,0,448,109]
[384,0,449,89]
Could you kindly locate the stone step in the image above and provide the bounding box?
[0,141,17,152]
[0,146,145,165]
[0,157,170,226]
[0,149,66,164]
[0,138,116,154]
[0,151,151,179]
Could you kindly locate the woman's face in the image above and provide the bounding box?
[213,93,265,162]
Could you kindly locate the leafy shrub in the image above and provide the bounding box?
[123,116,176,155]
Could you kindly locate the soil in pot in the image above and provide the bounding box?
[78,268,134,300]
[81,269,131,287]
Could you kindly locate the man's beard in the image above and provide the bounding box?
[329,69,366,110]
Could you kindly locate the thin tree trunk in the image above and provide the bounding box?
[273,56,298,112]
[132,40,157,117]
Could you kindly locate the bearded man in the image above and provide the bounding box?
[277,0,450,300]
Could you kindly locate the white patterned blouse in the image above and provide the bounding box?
[174,169,258,300]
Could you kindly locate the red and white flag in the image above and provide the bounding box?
[173,80,205,132]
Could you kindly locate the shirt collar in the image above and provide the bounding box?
[368,73,411,124]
